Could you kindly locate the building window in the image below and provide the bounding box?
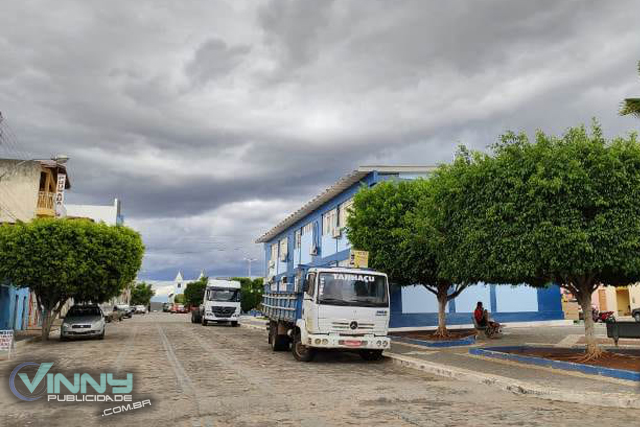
[322,209,338,236]
[302,222,313,235]
[294,229,301,249]
[270,243,278,261]
[279,237,288,261]
[338,198,354,228]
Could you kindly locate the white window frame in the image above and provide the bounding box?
[322,209,338,236]
[338,198,354,229]
[270,243,278,261]
[294,229,302,249]
[279,237,288,261]
[302,222,313,235]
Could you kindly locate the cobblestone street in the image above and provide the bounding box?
[2,313,640,427]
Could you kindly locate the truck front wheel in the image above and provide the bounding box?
[360,350,384,361]
[292,330,315,362]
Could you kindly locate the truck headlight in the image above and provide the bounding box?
[383,341,388,347]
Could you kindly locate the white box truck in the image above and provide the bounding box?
[262,267,391,362]
[202,279,242,327]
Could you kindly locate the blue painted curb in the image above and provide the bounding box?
[391,334,476,348]
[470,346,640,382]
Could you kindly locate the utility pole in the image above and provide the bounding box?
[244,257,257,278]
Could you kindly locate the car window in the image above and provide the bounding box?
[67,307,101,317]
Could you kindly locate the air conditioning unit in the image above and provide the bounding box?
[332,227,342,238]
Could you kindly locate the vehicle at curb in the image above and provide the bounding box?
[202,279,241,326]
[262,267,391,362]
[103,306,123,323]
[115,304,133,319]
[632,308,640,323]
[162,302,171,312]
[176,304,188,313]
[191,305,203,323]
[134,305,147,314]
[61,304,106,341]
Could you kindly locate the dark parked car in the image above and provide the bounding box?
[162,302,171,312]
[115,304,134,319]
[191,305,203,324]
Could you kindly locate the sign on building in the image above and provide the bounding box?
[0,330,15,359]
[350,250,369,268]
[55,173,67,217]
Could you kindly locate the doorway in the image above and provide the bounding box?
[616,288,631,317]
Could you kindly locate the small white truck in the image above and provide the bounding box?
[262,267,391,362]
[202,279,242,327]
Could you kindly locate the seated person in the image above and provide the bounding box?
[474,302,501,335]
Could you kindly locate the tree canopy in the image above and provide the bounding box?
[131,282,155,306]
[347,179,468,336]
[232,277,264,312]
[620,60,640,118]
[0,218,144,339]
[183,276,208,307]
[448,122,640,357]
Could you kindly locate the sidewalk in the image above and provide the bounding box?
[386,325,640,408]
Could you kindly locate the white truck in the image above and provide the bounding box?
[262,267,391,362]
[201,279,242,327]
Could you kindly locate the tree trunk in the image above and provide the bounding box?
[434,293,449,338]
[41,309,55,341]
[577,288,603,359]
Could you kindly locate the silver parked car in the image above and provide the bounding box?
[60,305,106,341]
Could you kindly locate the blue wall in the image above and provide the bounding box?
[389,284,564,328]
[0,285,31,331]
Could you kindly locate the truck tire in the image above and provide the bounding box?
[231,321,239,327]
[202,317,208,326]
[269,322,289,351]
[292,330,315,362]
[360,350,384,361]
[635,313,640,323]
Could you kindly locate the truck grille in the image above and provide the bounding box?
[331,321,374,334]
[212,307,235,318]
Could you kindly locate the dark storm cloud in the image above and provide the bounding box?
[1,0,639,279]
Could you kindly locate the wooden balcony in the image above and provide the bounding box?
[36,191,55,217]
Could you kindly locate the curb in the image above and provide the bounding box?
[384,352,640,409]
[391,334,476,348]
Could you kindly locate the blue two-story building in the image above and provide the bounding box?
[256,165,565,330]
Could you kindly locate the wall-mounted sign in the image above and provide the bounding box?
[54,173,66,217]
[349,250,369,268]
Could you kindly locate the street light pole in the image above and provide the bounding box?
[244,257,257,278]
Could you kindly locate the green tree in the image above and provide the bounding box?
[232,277,264,312]
[347,179,468,337]
[620,61,640,118]
[0,218,144,340]
[450,122,640,358]
[130,282,155,306]
[174,294,185,304]
[183,276,208,307]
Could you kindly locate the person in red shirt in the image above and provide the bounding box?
[474,302,488,327]
[474,301,501,336]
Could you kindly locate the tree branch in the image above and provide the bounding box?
[421,284,438,296]
[447,283,469,301]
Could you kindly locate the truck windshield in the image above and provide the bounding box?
[207,288,241,302]
[317,273,388,307]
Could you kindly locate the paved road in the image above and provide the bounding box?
[2,313,639,426]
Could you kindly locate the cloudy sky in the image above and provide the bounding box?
[1,0,639,282]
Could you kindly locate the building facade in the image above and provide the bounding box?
[0,157,72,331]
[256,166,565,329]
[65,198,124,225]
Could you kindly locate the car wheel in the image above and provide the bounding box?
[292,330,315,362]
[98,331,105,340]
[202,318,207,326]
[634,313,640,323]
[60,335,68,342]
[360,350,384,361]
[231,321,239,327]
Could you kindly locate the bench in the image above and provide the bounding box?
[606,320,640,346]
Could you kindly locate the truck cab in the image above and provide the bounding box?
[265,267,391,362]
[202,279,242,327]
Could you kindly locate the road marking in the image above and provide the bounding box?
[157,325,213,427]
